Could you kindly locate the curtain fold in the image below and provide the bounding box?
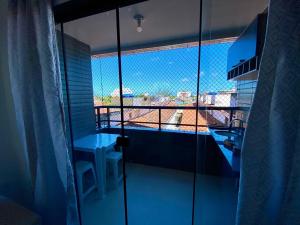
[236,0,300,224]
[7,1,79,224]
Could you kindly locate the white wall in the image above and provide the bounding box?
[214,94,236,107]
[0,0,32,207]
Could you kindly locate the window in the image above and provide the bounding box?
[92,39,242,132]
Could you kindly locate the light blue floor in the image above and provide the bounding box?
[81,163,237,225]
[193,175,238,225]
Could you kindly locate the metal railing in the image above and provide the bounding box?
[95,105,248,131]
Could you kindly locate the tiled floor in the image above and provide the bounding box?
[81,163,237,225]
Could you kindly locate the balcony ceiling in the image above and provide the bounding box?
[53,0,70,4]
[60,0,268,55]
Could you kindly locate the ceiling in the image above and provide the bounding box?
[53,0,71,5]
[61,0,268,55]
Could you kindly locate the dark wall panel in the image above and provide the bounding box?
[101,128,234,176]
[57,31,95,141]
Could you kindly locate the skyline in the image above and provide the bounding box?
[91,41,236,97]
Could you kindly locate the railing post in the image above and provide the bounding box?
[229,109,233,129]
[107,107,111,128]
[158,108,161,131]
[97,108,101,129]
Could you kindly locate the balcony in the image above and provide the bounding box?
[93,104,246,172]
[54,0,265,224]
[67,104,245,225]
[62,104,246,225]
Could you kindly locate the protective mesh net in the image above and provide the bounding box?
[92,40,243,132]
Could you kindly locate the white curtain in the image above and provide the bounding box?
[6,1,79,224]
[236,0,300,225]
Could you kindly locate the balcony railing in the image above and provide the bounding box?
[94,105,248,131]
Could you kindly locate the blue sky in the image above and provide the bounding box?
[91,41,236,97]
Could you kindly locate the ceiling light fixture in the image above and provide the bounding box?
[134,14,144,33]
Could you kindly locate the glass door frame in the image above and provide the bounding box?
[114,1,203,225]
[115,6,129,225]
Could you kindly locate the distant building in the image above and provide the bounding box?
[201,89,236,107]
[214,89,237,107]
[111,87,134,105]
[177,91,192,102]
[133,97,151,106]
[111,87,134,98]
[158,96,170,103]
[201,92,217,105]
[202,88,237,126]
[150,96,170,106]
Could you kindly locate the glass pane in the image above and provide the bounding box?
[60,10,126,225]
[194,0,268,224]
[119,0,200,225]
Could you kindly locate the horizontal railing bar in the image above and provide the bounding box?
[100,119,218,127]
[94,105,249,111]
[95,105,244,130]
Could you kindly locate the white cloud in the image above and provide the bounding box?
[180,78,189,83]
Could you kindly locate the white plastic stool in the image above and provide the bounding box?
[106,151,123,189]
[76,161,98,204]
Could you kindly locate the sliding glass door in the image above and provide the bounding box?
[57,0,267,225]
[59,0,201,224]
[59,10,127,225]
[58,0,200,223]
[117,1,200,225]
[193,0,268,225]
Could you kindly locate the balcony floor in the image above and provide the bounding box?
[81,163,237,225]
